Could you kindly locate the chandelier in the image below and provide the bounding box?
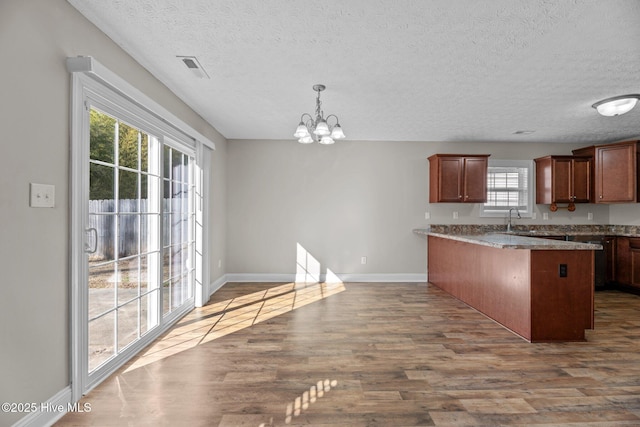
[294,84,345,144]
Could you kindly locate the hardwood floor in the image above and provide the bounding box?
[57,282,640,426]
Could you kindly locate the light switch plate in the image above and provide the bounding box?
[30,183,55,208]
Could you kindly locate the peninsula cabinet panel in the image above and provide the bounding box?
[534,156,590,204]
[573,140,640,203]
[427,235,594,342]
[428,154,490,203]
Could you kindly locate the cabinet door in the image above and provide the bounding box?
[604,237,616,284]
[616,237,631,285]
[632,250,640,288]
[437,157,464,202]
[596,144,636,203]
[571,158,591,202]
[463,157,488,202]
[551,158,572,202]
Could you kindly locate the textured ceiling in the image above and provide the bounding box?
[68,0,640,144]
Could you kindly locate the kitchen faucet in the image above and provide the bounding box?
[507,207,521,232]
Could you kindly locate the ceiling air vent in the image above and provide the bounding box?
[177,56,210,79]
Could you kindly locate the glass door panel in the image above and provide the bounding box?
[87,108,161,374]
[161,145,195,318]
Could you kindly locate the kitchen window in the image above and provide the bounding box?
[481,159,533,217]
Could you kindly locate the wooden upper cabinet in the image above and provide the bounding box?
[534,156,590,204]
[428,154,490,203]
[572,140,640,203]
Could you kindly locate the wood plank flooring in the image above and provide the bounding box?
[57,282,640,426]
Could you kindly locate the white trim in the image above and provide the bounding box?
[67,58,211,403]
[331,273,426,283]
[208,274,228,298]
[481,159,534,218]
[69,73,89,403]
[66,56,215,150]
[11,386,71,427]
[224,273,426,283]
[194,143,211,307]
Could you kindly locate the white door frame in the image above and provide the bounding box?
[68,57,213,401]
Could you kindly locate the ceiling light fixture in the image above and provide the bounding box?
[592,95,640,116]
[294,84,345,145]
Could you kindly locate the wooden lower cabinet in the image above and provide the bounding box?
[428,235,594,342]
[604,236,616,284]
[632,250,640,287]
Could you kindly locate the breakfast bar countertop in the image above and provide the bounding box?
[413,229,602,250]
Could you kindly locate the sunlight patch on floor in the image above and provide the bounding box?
[124,281,345,372]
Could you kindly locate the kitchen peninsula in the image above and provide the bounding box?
[415,227,601,342]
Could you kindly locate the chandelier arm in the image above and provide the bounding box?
[300,112,314,123]
[325,114,340,127]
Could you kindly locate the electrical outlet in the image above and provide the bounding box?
[532,212,537,220]
[559,264,567,277]
[361,256,367,265]
[30,183,55,208]
[218,259,222,268]
[452,211,459,219]
[587,212,593,220]
[543,212,549,220]
[425,211,430,220]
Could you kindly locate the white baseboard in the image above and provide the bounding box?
[223,273,426,283]
[12,386,72,427]
[225,273,296,283]
[208,274,228,298]
[333,273,426,282]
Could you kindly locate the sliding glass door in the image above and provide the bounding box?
[83,106,196,388]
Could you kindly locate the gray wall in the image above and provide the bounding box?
[0,1,226,425]
[226,139,612,277]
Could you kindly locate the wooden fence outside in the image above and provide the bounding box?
[88,199,189,261]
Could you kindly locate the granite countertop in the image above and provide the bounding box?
[414,229,602,250]
[414,224,640,237]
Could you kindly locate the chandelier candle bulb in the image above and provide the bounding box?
[294,84,345,144]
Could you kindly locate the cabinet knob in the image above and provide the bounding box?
[599,195,603,199]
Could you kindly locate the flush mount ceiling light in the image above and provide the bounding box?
[294,84,345,145]
[592,95,640,116]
